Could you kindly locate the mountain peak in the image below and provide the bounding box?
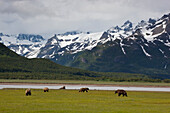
[122,20,132,26]
[121,20,133,31]
[135,20,148,29]
[58,31,82,36]
[17,34,45,42]
[0,33,3,36]
[148,18,156,24]
[161,13,170,20]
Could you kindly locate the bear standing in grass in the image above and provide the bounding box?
[43,87,49,92]
[115,89,127,97]
[25,88,31,96]
[79,88,89,92]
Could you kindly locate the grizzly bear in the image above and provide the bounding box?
[59,86,65,89]
[25,88,31,96]
[43,87,49,92]
[79,88,89,92]
[115,89,127,97]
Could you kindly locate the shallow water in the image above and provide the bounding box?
[0,84,170,92]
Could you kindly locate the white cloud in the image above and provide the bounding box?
[0,0,169,37]
[0,0,56,18]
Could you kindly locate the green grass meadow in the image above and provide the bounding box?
[0,89,170,113]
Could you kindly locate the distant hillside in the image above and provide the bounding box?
[0,43,98,80]
[0,43,160,82]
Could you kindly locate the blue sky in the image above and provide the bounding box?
[0,0,169,37]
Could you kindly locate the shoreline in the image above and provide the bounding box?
[1,82,170,88]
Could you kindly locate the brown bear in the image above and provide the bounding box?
[115,89,127,97]
[25,88,31,96]
[59,86,65,89]
[79,88,89,92]
[43,87,49,92]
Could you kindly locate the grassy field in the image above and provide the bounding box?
[0,89,170,113]
[0,79,170,87]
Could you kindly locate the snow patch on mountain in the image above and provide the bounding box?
[56,32,103,48]
[140,45,151,57]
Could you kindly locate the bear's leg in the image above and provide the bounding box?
[125,93,127,97]
[118,93,121,96]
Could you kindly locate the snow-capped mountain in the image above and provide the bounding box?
[38,13,169,61]
[0,13,170,76]
[37,21,139,60]
[37,13,170,76]
[0,33,46,58]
